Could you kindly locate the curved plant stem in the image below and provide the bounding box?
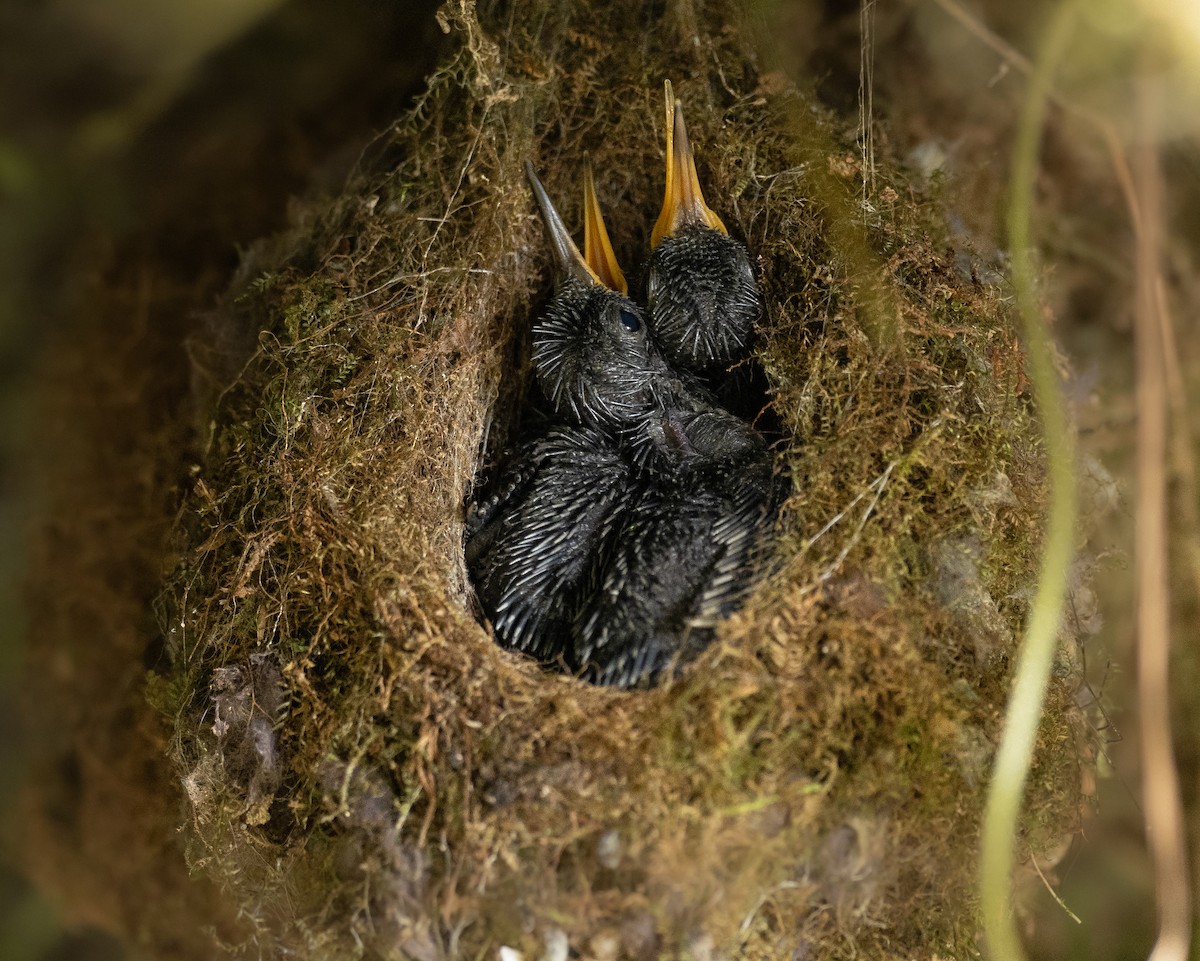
[978,2,1082,958]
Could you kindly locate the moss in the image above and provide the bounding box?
[24,0,1094,958]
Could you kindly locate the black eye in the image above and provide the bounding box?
[618,309,642,333]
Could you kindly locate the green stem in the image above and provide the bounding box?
[979,2,1082,959]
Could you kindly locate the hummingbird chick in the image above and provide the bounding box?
[466,423,635,662]
[647,81,760,386]
[467,162,659,665]
[526,162,663,442]
[576,405,777,688]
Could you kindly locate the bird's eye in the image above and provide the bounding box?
[618,309,642,333]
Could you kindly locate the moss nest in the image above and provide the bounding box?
[28,1,1093,958]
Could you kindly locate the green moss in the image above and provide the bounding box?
[119,1,1092,958]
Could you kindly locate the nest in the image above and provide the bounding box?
[25,1,1092,958]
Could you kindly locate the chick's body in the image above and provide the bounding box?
[576,406,776,687]
[465,423,635,663]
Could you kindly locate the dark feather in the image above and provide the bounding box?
[467,424,637,662]
[575,409,778,688]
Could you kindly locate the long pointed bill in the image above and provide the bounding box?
[650,80,728,248]
[525,161,602,287]
[582,157,628,295]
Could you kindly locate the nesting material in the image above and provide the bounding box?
[28,1,1089,958]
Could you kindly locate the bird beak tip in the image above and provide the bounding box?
[527,161,607,289]
[651,84,728,248]
[583,159,630,296]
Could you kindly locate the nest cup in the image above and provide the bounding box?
[24,2,1091,959]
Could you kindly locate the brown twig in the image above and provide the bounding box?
[858,0,878,212]
[1133,79,1192,961]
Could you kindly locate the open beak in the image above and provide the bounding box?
[525,160,603,288]
[650,80,727,249]
[582,156,629,295]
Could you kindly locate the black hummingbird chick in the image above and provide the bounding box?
[466,162,655,664]
[528,162,665,452]
[647,81,760,389]
[575,404,778,688]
